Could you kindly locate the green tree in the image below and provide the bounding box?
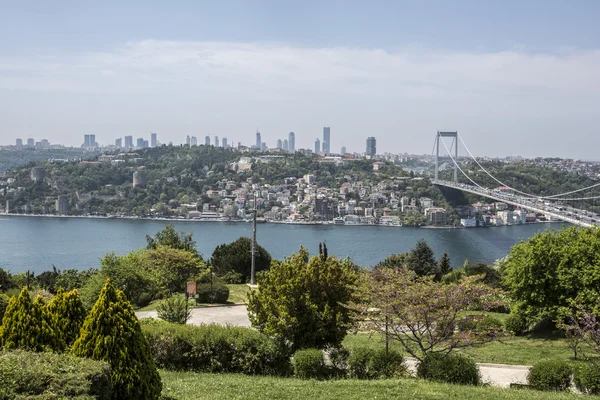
[0,287,63,352]
[407,239,436,276]
[503,226,600,328]
[248,247,359,351]
[145,246,207,294]
[72,279,162,400]
[0,267,13,290]
[375,253,408,269]
[146,224,200,258]
[435,252,452,282]
[211,237,272,282]
[47,288,87,347]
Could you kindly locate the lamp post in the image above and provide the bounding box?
[250,196,257,286]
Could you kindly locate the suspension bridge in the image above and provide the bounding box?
[432,131,600,228]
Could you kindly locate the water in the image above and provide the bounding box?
[0,216,567,274]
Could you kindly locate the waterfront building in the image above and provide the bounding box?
[366,137,376,156]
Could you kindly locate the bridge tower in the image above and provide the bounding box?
[435,131,458,184]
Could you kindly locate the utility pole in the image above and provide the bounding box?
[250,196,257,285]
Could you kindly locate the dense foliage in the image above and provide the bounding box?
[417,353,480,386]
[46,288,87,347]
[574,362,600,394]
[157,295,191,324]
[0,349,111,400]
[292,348,328,380]
[346,347,405,380]
[210,237,271,282]
[248,246,359,351]
[72,279,162,400]
[527,360,573,392]
[195,283,230,304]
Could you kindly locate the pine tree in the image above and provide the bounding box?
[435,252,452,282]
[407,239,437,276]
[47,288,87,347]
[72,279,162,400]
[0,287,63,351]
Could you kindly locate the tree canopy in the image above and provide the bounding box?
[211,237,271,282]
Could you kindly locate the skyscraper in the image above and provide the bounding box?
[322,127,330,154]
[115,138,122,148]
[341,146,346,155]
[288,132,295,153]
[276,139,282,149]
[151,133,157,147]
[137,138,145,148]
[186,135,191,146]
[27,138,35,148]
[205,136,211,146]
[315,138,321,153]
[16,138,22,148]
[191,136,198,146]
[222,137,228,148]
[366,137,377,156]
[261,142,267,151]
[283,139,289,152]
[256,131,262,149]
[124,136,133,148]
[215,136,220,147]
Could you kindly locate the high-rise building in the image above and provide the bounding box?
[322,127,330,154]
[314,138,321,153]
[205,136,211,146]
[366,137,377,156]
[186,135,191,146]
[215,136,220,147]
[137,138,145,148]
[341,146,346,155]
[283,139,289,152]
[115,138,122,148]
[276,139,282,149]
[256,131,262,149]
[89,134,96,147]
[222,137,228,148]
[124,136,133,148]
[27,138,35,148]
[261,142,267,151]
[288,132,295,152]
[143,140,149,148]
[16,138,23,148]
[191,136,198,146]
[151,133,157,147]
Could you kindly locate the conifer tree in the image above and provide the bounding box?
[0,287,63,351]
[435,252,452,282]
[47,288,87,347]
[72,279,162,400]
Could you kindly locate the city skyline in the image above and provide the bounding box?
[1,2,600,158]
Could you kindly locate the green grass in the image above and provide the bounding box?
[160,371,578,400]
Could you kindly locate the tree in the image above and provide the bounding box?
[503,226,600,327]
[146,223,200,258]
[435,252,452,282]
[211,237,272,282]
[248,247,359,351]
[47,288,87,347]
[145,246,207,294]
[0,287,63,352]
[406,239,436,276]
[350,266,503,361]
[0,267,13,290]
[36,265,60,294]
[375,253,407,269]
[72,279,162,400]
[156,295,191,324]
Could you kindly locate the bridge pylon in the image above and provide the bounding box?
[435,131,458,184]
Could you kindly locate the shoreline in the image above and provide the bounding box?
[0,212,564,229]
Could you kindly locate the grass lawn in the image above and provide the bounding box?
[160,371,577,400]
[136,284,253,311]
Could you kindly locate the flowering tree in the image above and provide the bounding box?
[350,266,504,361]
[557,306,600,360]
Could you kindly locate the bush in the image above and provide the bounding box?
[347,347,405,380]
[505,313,529,336]
[574,362,600,394]
[457,315,503,333]
[0,294,8,323]
[141,320,291,376]
[527,360,572,391]
[417,353,480,385]
[136,292,153,308]
[347,347,375,379]
[157,295,191,324]
[292,349,328,380]
[221,271,243,284]
[327,346,350,377]
[195,283,229,304]
[0,350,111,399]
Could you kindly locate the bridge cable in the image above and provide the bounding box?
[438,137,486,189]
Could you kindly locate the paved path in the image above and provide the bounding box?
[137,305,531,388]
[136,304,251,327]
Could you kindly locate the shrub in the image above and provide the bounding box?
[136,292,153,308]
[327,346,350,376]
[347,347,375,379]
[292,349,328,380]
[141,320,291,376]
[157,295,191,324]
[0,294,9,323]
[527,360,573,391]
[370,348,406,379]
[221,271,243,284]
[574,362,600,394]
[0,350,111,399]
[195,283,229,304]
[72,279,162,400]
[47,288,87,347]
[417,353,480,385]
[505,313,529,336]
[457,315,503,333]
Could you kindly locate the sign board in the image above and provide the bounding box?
[186,281,197,296]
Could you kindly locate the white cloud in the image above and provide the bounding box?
[0,40,599,158]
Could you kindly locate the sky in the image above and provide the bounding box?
[0,0,599,158]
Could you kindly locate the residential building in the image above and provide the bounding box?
[426,207,447,225]
[186,135,191,146]
[16,138,23,148]
[136,137,145,148]
[191,136,198,146]
[283,139,288,151]
[461,217,477,227]
[221,137,227,148]
[205,136,211,146]
[276,139,282,149]
[314,138,321,153]
[288,132,295,152]
[366,137,376,156]
[27,138,35,148]
[124,136,133,148]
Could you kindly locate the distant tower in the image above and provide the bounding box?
[186,135,191,146]
[276,139,282,149]
[222,137,228,148]
[261,142,267,151]
[366,137,376,157]
[191,136,198,146]
[30,167,46,182]
[89,134,96,147]
[136,138,145,148]
[115,138,122,148]
[15,138,23,148]
[315,138,321,154]
[27,138,35,148]
[205,136,211,146]
[288,132,295,153]
[55,195,70,215]
[341,146,346,155]
[322,127,330,154]
[151,133,157,147]
[283,139,289,152]
[214,136,220,147]
[256,131,262,149]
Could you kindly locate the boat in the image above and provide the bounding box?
[333,217,345,225]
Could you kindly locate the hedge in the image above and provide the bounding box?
[292,349,328,379]
[0,350,111,399]
[417,353,480,385]
[528,360,572,391]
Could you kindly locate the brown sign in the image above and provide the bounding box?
[186,281,197,296]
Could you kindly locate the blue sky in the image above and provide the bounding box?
[1,1,599,157]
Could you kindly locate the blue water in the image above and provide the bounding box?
[0,216,567,274]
